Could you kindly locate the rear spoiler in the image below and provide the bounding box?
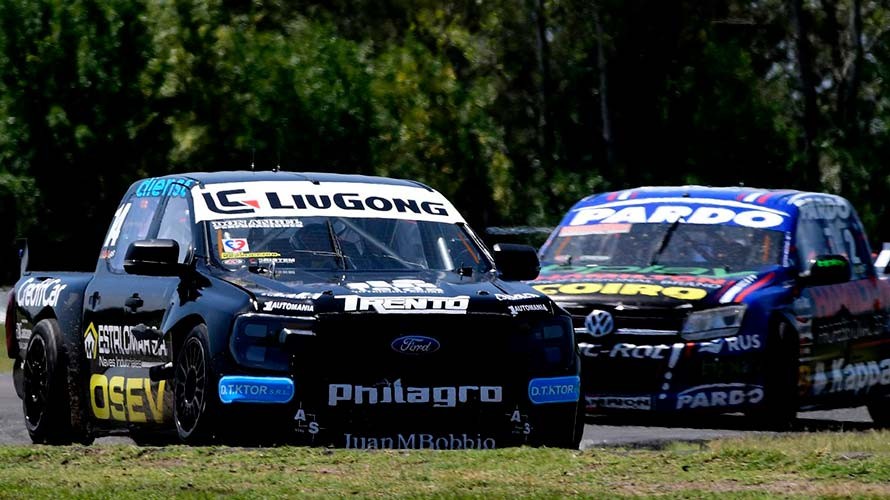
[15,237,97,274]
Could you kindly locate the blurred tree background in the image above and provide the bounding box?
[1,0,890,281]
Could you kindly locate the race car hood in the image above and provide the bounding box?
[530,262,787,309]
[218,269,556,317]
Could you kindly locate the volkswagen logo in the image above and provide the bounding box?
[391,335,441,355]
[584,310,614,337]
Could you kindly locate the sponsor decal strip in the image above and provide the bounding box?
[697,334,762,354]
[559,224,631,236]
[533,282,707,300]
[221,251,280,259]
[586,395,652,410]
[509,303,549,314]
[494,292,542,301]
[810,357,890,396]
[569,197,790,215]
[336,295,470,314]
[328,379,502,408]
[211,218,304,229]
[806,281,890,318]
[193,181,465,224]
[261,301,314,313]
[580,342,687,360]
[346,279,443,294]
[84,322,167,368]
[790,194,852,220]
[16,278,67,308]
[218,376,295,404]
[528,376,581,404]
[135,177,195,198]
[675,383,764,410]
[538,264,755,279]
[568,204,787,229]
[90,374,166,423]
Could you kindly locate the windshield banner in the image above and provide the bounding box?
[193,181,466,224]
[563,198,791,230]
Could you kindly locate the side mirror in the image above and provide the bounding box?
[492,243,541,281]
[124,239,183,276]
[801,254,851,286]
[875,242,890,277]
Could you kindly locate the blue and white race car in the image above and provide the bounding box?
[532,186,890,427]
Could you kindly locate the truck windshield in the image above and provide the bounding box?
[541,223,785,271]
[208,217,493,274]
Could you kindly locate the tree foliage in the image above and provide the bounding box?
[1,0,889,279]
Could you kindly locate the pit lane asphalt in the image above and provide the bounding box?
[0,374,876,449]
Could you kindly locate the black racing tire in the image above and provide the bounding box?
[866,395,890,428]
[173,324,217,444]
[561,399,586,450]
[746,319,798,430]
[22,319,93,445]
[528,400,584,450]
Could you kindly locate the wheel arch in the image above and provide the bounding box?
[165,314,208,361]
[769,310,801,352]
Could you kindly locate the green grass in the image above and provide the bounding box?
[0,323,12,373]
[2,432,890,498]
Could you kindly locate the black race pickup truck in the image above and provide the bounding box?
[5,171,583,449]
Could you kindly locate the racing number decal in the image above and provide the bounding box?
[102,203,132,249]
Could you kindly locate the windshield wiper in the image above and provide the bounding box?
[247,263,274,276]
[649,219,682,266]
[325,220,348,270]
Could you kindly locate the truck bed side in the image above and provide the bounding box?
[7,272,95,359]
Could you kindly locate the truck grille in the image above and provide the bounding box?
[563,304,687,342]
[285,313,572,436]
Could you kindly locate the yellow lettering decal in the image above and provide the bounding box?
[537,282,708,300]
[620,284,663,296]
[109,376,126,421]
[662,287,707,300]
[126,378,147,423]
[532,284,560,295]
[145,380,166,423]
[90,374,109,420]
[560,283,602,295]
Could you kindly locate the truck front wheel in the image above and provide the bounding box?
[174,325,217,443]
[746,319,798,430]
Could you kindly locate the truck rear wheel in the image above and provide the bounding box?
[23,319,93,445]
[174,325,217,443]
[866,395,890,428]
